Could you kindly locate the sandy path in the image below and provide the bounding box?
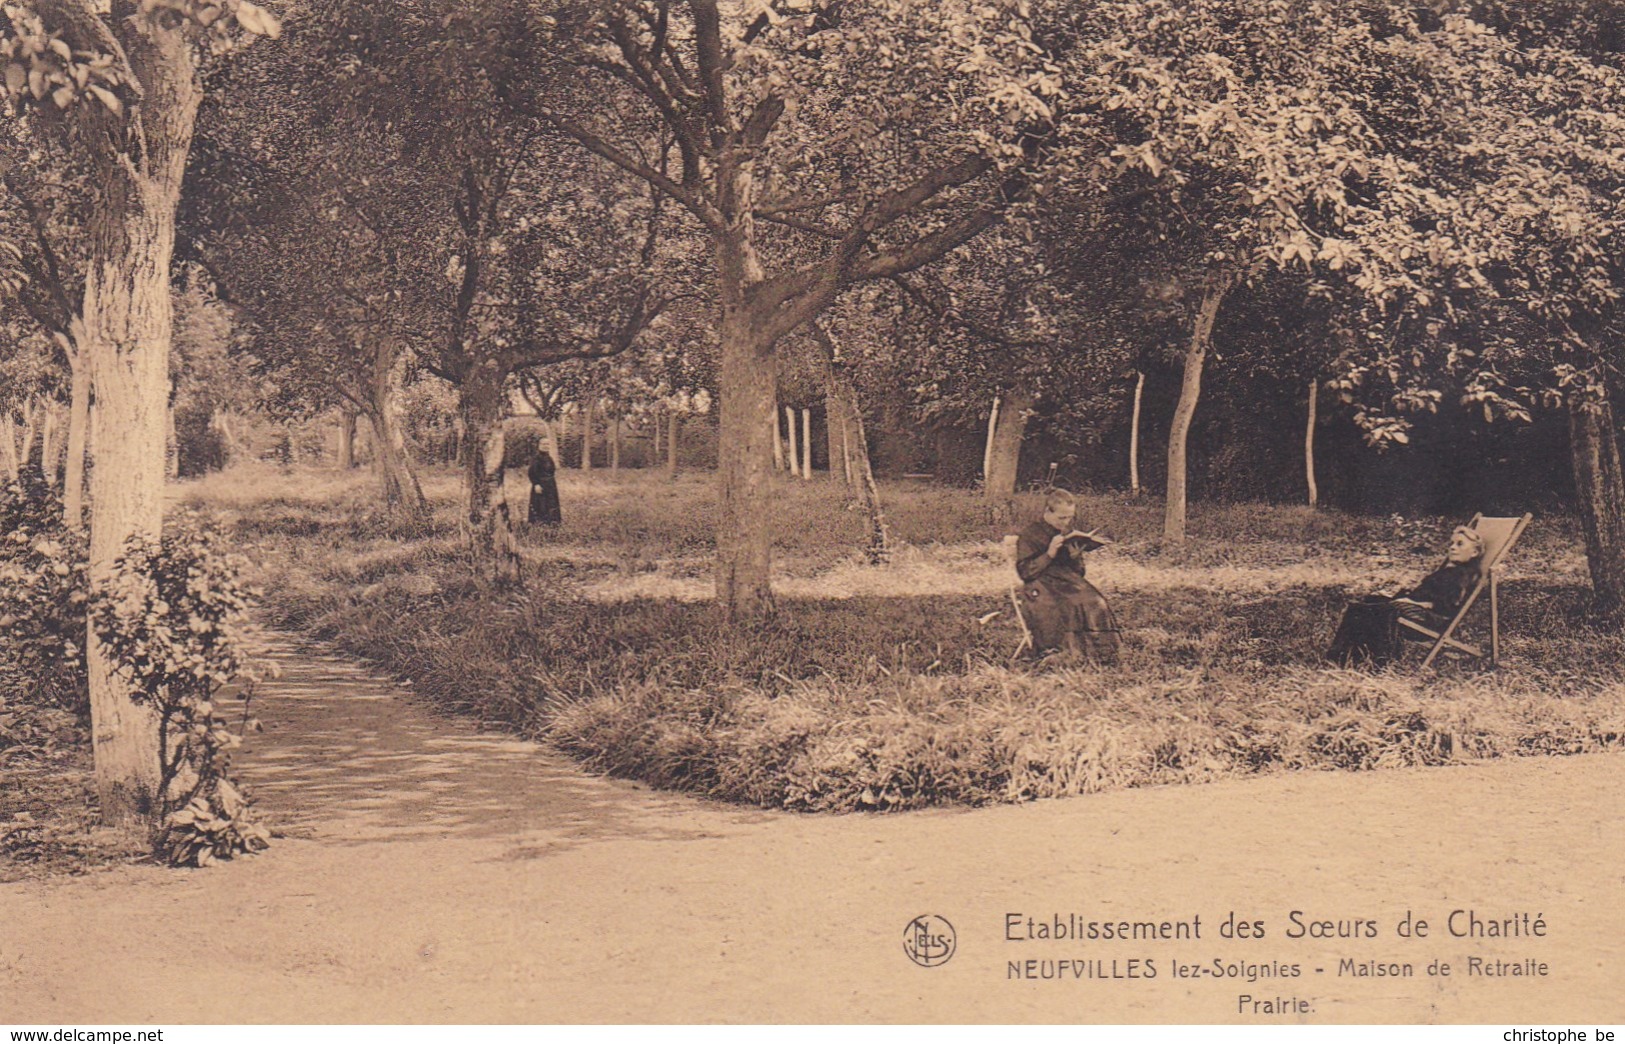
[2,635,1621,1025]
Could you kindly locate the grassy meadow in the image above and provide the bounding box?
[178,461,1625,813]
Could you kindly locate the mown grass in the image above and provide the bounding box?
[181,461,1625,814]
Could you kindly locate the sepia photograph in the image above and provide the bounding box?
[1,0,1623,1028]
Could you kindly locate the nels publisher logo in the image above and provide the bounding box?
[903,914,956,968]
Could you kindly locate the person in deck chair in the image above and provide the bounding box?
[1014,489,1120,663]
[1325,525,1485,667]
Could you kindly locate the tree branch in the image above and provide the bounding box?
[742,94,784,147]
[756,187,859,214]
[688,0,731,144]
[608,17,706,181]
[888,274,1050,349]
[547,114,722,230]
[755,210,842,238]
[850,205,1003,281]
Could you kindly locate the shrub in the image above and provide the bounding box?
[92,518,270,867]
[0,471,88,712]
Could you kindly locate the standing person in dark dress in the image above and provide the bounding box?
[1015,489,1121,662]
[527,448,561,527]
[1326,526,1485,667]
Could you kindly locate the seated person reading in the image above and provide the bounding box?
[1326,526,1486,667]
[1015,489,1120,662]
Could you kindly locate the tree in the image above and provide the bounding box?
[0,0,280,828]
[188,54,441,516]
[201,0,697,568]
[0,127,91,523]
[1056,0,1470,542]
[545,0,1062,621]
[1344,8,1625,617]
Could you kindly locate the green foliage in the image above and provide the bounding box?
[0,470,87,712]
[91,519,268,867]
[0,0,279,118]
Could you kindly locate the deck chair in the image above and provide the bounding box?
[1002,534,1034,660]
[1397,513,1533,669]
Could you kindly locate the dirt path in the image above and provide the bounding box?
[2,635,1621,1025]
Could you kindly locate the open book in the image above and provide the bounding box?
[1062,528,1113,552]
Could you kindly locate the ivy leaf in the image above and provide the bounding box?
[234,2,282,40]
[87,84,121,115]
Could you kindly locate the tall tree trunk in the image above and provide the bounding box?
[80,18,203,831]
[164,403,179,480]
[1305,379,1319,509]
[801,407,812,480]
[825,378,855,492]
[713,141,783,623]
[831,370,890,562]
[366,357,427,517]
[845,403,858,487]
[1568,389,1625,621]
[667,411,681,478]
[984,390,1033,514]
[611,415,622,473]
[39,402,59,487]
[337,408,358,470]
[63,350,89,528]
[785,404,800,478]
[214,409,241,463]
[544,418,562,467]
[1164,275,1232,545]
[459,360,519,581]
[982,394,1001,489]
[772,399,785,471]
[716,317,776,620]
[1129,370,1144,497]
[19,399,39,473]
[0,412,17,480]
[825,402,841,482]
[581,402,594,472]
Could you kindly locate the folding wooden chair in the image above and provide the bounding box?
[1002,534,1034,660]
[1398,513,1533,669]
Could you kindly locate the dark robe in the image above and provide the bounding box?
[527,451,561,526]
[1326,561,1480,667]
[1015,520,1121,662]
